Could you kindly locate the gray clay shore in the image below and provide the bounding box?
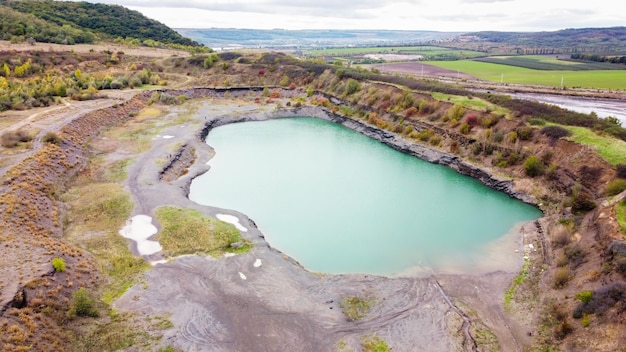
[114,98,543,351]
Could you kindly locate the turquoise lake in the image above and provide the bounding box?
[189,117,542,276]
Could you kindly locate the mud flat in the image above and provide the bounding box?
[113,97,543,351]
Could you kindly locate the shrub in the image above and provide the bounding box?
[528,118,546,126]
[605,178,626,196]
[42,132,62,145]
[554,320,573,340]
[571,191,596,214]
[524,155,544,177]
[517,126,534,140]
[459,123,471,135]
[541,125,571,139]
[1,130,32,147]
[572,282,626,318]
[565,245,586,269]
[466,114,479,127]
[68,288,99,318]
[52,257,66,272]
[553,267,571,288]
[575,290,593,304]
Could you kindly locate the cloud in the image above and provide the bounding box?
[91,0,393,19]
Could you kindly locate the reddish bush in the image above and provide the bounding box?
[270,90,282,98]
[288,82,296,90]
[258,69,265,76]
[466,114,479,127]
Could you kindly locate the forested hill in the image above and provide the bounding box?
[468,27,626,53]
[0,0,201,47]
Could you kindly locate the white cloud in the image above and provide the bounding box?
[82,0,622,32]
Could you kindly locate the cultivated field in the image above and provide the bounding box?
[304,45,484,60]
[425,60,626,90]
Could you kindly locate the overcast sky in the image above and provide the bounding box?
[88,0,621,32]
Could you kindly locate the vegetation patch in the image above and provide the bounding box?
[563,126,626,165]
[360,335,390,352]
[339,295,375,322]
[155,206,248,257]
[505,257,530,308]
[65,182,150,303]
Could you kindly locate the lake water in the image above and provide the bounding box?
[189,117,542,276]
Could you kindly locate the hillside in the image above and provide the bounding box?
[0,0,202,47]
[455,27,626,54]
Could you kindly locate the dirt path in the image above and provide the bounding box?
[111,98,537,351]
[0,91,134,178]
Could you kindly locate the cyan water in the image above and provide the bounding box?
[189,117,542,275]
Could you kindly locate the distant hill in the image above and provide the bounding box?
[176,28,461,50]
[0,0,202,47]
[463,27,626,54]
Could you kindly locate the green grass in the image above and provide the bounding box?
[562,126,626,165]
[425,60,626,90]
[617,201,626,237]
[361,335,390,352]
[474,55,622,71]
[431,92,510,117]
[155,206,249,257]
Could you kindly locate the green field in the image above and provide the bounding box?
[474,55,623,71]
[426,60,626,90]
[304,46,484,59]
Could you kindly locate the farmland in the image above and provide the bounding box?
[304,45,485,60]
[474,55,623,71]
[424,59,626,90]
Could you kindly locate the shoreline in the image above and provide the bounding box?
[113,94,544,351]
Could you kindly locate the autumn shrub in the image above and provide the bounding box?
[42,132,62,145]
[466,114,479,127]
[1,129,32,147]
[459,123,471,135]
[524,155,544,177]
[605,178,626,196]
[553,267,572,288]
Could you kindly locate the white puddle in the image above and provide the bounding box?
[119,215,162,255]
[216,214,248,232]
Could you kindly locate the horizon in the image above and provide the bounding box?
[72,0,623,33]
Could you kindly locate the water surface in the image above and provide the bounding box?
[190,117,541,275]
